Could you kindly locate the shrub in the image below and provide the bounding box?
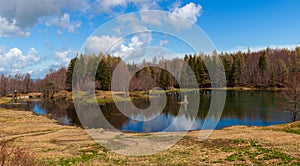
[0,139,37,166]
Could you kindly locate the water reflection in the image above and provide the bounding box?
[0,91,298,132]
[0,100,80,126]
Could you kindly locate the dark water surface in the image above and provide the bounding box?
[1,91,298,132]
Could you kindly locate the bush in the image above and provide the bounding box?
[0,139,37,166]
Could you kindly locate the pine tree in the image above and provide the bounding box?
[159,69,170,90]
[259,52,268,72]
[96,58,111,90]
[66,57,77,91]
[229,55,240,87]
[258,52,269,86]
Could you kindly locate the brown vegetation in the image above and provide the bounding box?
[279,72,300,122]
[0,108,299,165]
[0,138,37,166]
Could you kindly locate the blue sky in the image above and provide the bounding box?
[0,0,299,78]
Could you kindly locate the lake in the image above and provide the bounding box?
[1,90,298,132]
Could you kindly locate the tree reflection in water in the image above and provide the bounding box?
[0,91,298,132]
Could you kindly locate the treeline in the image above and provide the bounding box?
[1,47,299,96]
[0,68,67,97]
[0,73,31,96]
[221,48,300,88]
[66,47,300,91]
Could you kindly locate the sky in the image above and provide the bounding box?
[0,0,299,78]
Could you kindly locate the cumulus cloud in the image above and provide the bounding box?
[0,46,78,77]
[0,17,30,37]
[114,35,145,58]
[172,2,202,24]
[54,49,77,64]
[135,3,203,32]
[164,3,202,30]
[130,0,160,11]
[27,48,41,62]
[46,13,81,34]
[84,35,123,55]
[140,11,165,26]
[159,40,169,47]
[94,0,127,13]
[94,0,160,14]
[0,1,202,37]
[84,33,153,58]
[0,0,88,37]
[0,47,41,74]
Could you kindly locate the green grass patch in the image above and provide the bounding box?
[264,121,300,135]
[280,128,300,135]
[232,139,247,144]
[222,139,296,165]
[0,97,12,104]
[47,151,98,166]
[42,148,57,152]
[225,153,245,161]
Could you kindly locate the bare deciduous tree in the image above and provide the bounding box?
[280,72,300,122]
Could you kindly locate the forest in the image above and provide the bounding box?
[0,47,299,96]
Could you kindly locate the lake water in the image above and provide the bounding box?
[1,91,298,132]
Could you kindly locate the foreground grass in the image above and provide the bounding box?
[45,138,299,166]
[0,138,37,166]
[263,121,300,135]
[0,108,299,165]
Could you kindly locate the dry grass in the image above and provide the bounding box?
[0,138,37,166]
[0,108,299,165]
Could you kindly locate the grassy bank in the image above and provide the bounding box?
[0,108,299,165]
[0,87,283,106]
[0,97,12,104]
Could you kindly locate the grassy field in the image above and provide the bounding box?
[0,108,299,165]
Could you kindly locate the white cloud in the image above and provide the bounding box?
[27,48,40,62]
[0,46,78,78]
[84,35,123,55]
[0,17,30,37]
[116,13,151,32]
[133,3,202,32]
[0,0,88,37]
[130,0,160,11]
[114,36,144,57]
[94,0,127,13]
[84,33,153,59]
[222,44,300,53]
[115,33,153,58]
[0,47,25,71]
[167,2,202,29]
[94,0,160,14]
[172,2,202,24]
[0,1,201,37]
[0,47,41,74]
[54,49,77,64]
[159,40,169,47]
[140,11,165,26]
[46,13,81,34]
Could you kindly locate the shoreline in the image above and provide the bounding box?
[1,107,299,135]
[1,107,298,136]
[0,87,285,105]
